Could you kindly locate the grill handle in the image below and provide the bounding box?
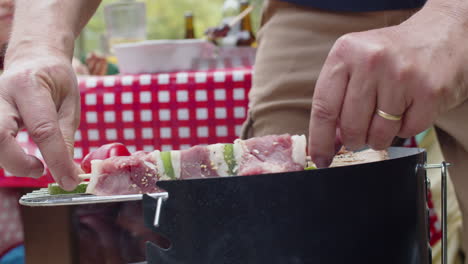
[425,162,450,264]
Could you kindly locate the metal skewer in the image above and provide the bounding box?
[425,162,450,264]
[20,190,169,206]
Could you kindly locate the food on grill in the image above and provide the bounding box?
[48,182,88,195]
[157,151,175,180]
[235,134,306,176]
[208,144,235,177]
[330,148,388,167]
[81,143,131,173]
[305,148,388,168]
[48,134,388,196]
[179,145,220,179]
[86,151,160,196]
[84,134,307,195]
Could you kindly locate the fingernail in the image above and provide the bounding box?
[61,176,78,191]
[314,157,332,168]
[27,167,44,179]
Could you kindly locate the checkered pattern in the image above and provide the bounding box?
[0,67,251,187]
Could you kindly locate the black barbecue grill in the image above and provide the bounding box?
[20,147,449,264]
[142,147,448,264]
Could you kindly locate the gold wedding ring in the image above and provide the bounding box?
[376,109,402,121]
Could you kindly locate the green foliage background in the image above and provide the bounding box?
[77,0,263,57]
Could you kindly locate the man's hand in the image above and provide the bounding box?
[0,0,102,189]
[0,48,81,190]
[308,3,468,167]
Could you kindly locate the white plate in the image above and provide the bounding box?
[115,39,216,74]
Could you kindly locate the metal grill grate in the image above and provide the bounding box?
[19,188,168,207]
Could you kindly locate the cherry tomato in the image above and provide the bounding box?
[81,143,131,173]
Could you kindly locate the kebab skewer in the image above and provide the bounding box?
[50,134,387,196]
[80,134,307,195]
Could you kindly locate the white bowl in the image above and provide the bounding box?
[114,39,216,74]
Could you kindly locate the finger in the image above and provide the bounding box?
[309,59,349,168]
[367,82,406,150]
[15,86,80,190]
[0,101,44,177]
[339,72,377,150]
[0,134,44,178]
[398,99,434,138]
[58,95,84,182]
[58,79,80,158]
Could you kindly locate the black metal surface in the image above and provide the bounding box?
[143,147,429,264]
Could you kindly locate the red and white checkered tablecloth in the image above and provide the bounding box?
[0,67,252,188]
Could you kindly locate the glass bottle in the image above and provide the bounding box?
[236,0,256,47]
[184,11,195,39]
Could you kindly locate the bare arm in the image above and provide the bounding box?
[0,0,101,190]
[7,0,101,61]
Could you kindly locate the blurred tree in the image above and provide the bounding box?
[77,0,263,57]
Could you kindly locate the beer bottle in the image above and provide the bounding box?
[184,11,195,39]
[236,0,256,47]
